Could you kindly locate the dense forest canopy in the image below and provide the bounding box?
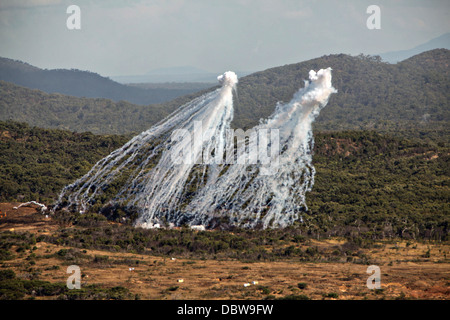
[0,121,447,240]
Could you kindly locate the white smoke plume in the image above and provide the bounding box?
[54,68,336,230]
[182,68,337,229]
[54,71,238,223]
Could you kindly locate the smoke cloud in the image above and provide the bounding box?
[54,68,336,229]
[184,67,337,228]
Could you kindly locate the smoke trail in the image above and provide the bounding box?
[180,68,337,229]
[54,71,238,223]
[55,68,335,230]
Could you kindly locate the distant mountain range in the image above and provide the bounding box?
[0,49,448,138]
[378,33,450,63]
[0,58,213,105]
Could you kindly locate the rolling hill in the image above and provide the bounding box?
[231,49,449,134]
[0,49,448,139]
[0,80,170,135]
[0,57,212,105]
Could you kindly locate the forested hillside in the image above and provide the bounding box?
[1,121,447,239]
[0,81,213,135]
[0,121,128,202]
[0,50,448,138]
[0,81,167,135]
[0,57,209,105]
[233,49,449,133]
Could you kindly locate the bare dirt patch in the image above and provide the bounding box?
[0,202,59,234]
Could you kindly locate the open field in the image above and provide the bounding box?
[0,203,449,300]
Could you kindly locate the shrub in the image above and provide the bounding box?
[23,281,67,296]
[323,292,339,299]
[61,285,132,300]
[293,235,307,243]
[257,286,272,295]
[297,282,307,290]
[305,246,319,256]
[55,248,86,261]
[278,294,310,300]
[93,255,109,263]
[0,269,16,281]
[0,248,13,261]
[0,279,26,300]
[168,286,179,292]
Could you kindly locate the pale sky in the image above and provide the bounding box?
[0,0,449,77]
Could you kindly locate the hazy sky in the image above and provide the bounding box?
[0,0,449,76]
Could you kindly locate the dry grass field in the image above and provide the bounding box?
[0,203,448,300]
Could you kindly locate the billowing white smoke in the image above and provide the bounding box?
[55,68,336,230]
[182,68,337,228]
[54,71,238,223]
[132,71,237,227]
[217,71,238,87]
